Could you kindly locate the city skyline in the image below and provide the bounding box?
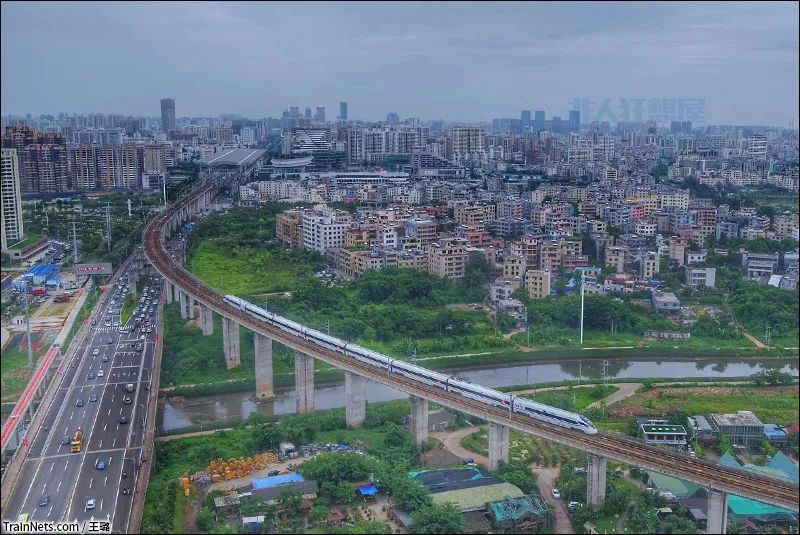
[1,2,798,127]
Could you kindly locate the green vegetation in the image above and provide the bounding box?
[610,385,799,425]
[728,281,799,343]
[9,233,43,249]
[461,427,585,467]
[143,400,428,534]
[1,347,42,402]
[411,502,465,534]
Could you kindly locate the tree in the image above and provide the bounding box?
[464,252,493,289]
[411,502,465,534]
[495,462,538,495]
[718,434,733,455]
[277,487,303,515]
[309,504,328,526]
[660,514,699,534]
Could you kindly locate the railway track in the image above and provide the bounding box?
[143,182,799,512]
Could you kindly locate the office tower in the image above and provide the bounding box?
[534,110,545,131]
[339,101,348,121]
[314,107,326,123]
[569,110,580,132]
[160,98,176,134]
[550,116,563,134]
[386,112,400,125]
[290,106,300,119]
[1,148,23,251]
[304,107,312,119]
[520,110,532,132]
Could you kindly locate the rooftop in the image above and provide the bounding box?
[431,482,525,511]
[10,234,44,250]
[641,425,687,435]
[711,411,764,428]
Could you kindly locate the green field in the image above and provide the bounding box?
[522,385,619,412]
[1,348,41,402]
[609,385,799,425]
[9,233,43,249]
[461,427,585,467]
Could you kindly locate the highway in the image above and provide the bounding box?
[144,182,799,512]
[2,267,161,532]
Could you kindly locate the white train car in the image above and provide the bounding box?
[390,359,449,389]
[448,378,511,409]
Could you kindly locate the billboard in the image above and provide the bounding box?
[75,262,113,275]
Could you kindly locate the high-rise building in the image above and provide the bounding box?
[160,98,176,134]
[69,145,100,190]
[304,107,312,119]
[534,110,545,131]
[314,107,326,123]
[339,101,348,121]
[2,126,69,193]
[449,126,485,160]
[386,112,400,125]
[520,110,532,132]
[1,148,24,251]
[569,110,580,132]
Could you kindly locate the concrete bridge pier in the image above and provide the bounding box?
[410,395,428,446]
[254,333,274,400]
[164,281,174,304]
[488,423,510,470]
[222,316,241,369]
[199,305,213,335]
[178,289,189,320]
[706,489,728,534]
[294,351,315,414]
[587,453,607,510]
[187,294,197,320]
[345,372,366,427]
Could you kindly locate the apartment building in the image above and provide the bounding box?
[525,269,551,299]
[404,218,437,244]
[302,207,351,253]
[427,237,468,279]
[503,254,526,279]
[453,202,497,226]
[605,245,627,273]
[509,235,541,267]
[641,252,660,279]
[276,210,304,249]
[1,148,23,251]
[685,267,716,288]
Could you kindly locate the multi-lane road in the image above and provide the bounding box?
[3,267,161,532]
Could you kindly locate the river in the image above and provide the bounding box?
[157,357,798,433]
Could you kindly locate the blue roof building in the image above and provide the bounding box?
[251,473,304,490]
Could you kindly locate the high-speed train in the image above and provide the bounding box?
[225,295,597,435]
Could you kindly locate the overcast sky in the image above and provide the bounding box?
[2,1,798,126]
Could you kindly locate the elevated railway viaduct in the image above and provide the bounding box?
[145,181,799,534]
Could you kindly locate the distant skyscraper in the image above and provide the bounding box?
[304,107,312,119]
[160,98,175,134]
[520,110,532,132]
[386,112,400,125]
[314,107,326,123]
[339,101,348,121]
[1,148,23,251]
[569,110,580,132]
[534,110,545,131]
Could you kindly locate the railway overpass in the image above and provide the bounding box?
[144,181,799,534]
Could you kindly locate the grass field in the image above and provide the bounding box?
[609,385,799,424]
[1,348,40,402]
[188,241,320,296]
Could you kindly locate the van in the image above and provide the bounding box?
[126,383,135,393]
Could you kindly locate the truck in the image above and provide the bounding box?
[70,428,83,453]
[30,288,47,296]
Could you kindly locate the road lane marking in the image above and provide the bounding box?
[57,481,62,493]
[50,462,55,472]
[89,477,93,489]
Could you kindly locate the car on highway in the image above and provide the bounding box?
[551,489,561,499]
[568,501,581,512]
[113,322,119,327]
[146,327,153,333]
[119,416,129,424]
[61,435,70,445]
[85,499,96,510]
[122,488,132,495]
[89,394,98,402]
[107,337,113,344]
[39,495,50,507]
[92,348,100,356]
[102,355,109,362]
[87,372,95,380]
[123,396,132,404]
[97,369,104,378]
[104,322,111,327]
[95,459,106,470]
[76,398,85,407]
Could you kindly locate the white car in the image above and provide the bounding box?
[551,489,561,499]
[85,499,96,510]
[97,369,104,378]
[92,348,100,356]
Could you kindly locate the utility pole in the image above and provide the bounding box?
[71,220,79,276]
[765,326,771,348]
[411,345,417,366]
[579,270,585,345]
[24,291,35,421]
[105,203,112,253]
[602,359,609,388]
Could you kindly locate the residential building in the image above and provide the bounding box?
[685,267,716,288]
[427,237,468,279]
[69,145,99,189]
[640,424,687,447]
[453,202,497,226]
[652,292,681,313]
[276,210,304,249]
[1,148,23,251]
[160,98,176,134]
[641,251,660,279]
[404,218,437,244]
[301,206,351,253]
[503,254,526,278]
[525,269,551,299]
[605,245,626,273]
[710,411,765,448]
